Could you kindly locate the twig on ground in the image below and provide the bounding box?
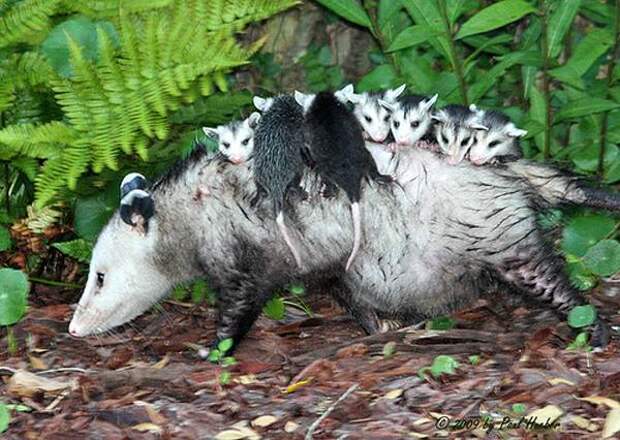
[305,383,359,440]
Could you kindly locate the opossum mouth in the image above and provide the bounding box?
[71,302,124,337]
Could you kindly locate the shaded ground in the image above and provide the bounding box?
[2,280,620,439]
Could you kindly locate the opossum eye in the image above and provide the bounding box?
[96,272,105,289]
[461,137,470,146]
[383,115,390,122]
[489,140,500,149]
[393,121,400,128]
[222,142,230,149]
[441,134,449,143]
[411,121,419,128]
[241,138,250,146]
[364,115,372,123]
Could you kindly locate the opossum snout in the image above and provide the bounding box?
[230,156,244,164]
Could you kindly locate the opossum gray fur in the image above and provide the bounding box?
[69,145,611,353]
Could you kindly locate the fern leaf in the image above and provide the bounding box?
[0,0,61,48]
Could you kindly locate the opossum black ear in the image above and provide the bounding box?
[120,189,155,234]
[120,173,147,199]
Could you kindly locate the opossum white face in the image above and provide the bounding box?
[69,177,173,337]
[202,113,260,164]
[469,122,527,165]
[68,217,172,337]
[382,94,437,147]
[433,109,488,165]
[348,85,405,143]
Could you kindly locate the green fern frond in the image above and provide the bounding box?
[0,0,61,48]
[66,0,173,18]
[7,51,55,89]
[0,121,74,158]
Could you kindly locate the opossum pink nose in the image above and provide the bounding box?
[230,157,243,164]
[372,135,387,143]
[68,323,79,336]
[447,157,460,165]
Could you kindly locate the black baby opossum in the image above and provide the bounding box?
[296,87,392,271]
[252,95,306,267]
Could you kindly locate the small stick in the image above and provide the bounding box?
[305,383,359,440]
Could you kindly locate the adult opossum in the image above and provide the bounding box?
[69,146,612,353]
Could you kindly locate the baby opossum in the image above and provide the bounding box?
[202,113,261,164]
[379,94,438,150]
[433,104,488,164]
[251,95,305,267]
[295,85,392,271]
[468,109,527,165]
[348,84,406,143]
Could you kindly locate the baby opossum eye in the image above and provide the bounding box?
[383,115,390,122]
[411,121,419,128]
[461,137,470,146]
[441,134,449,143]
[222,142,230,149]
[364,115,372,123]
[241,138,250,146]
[393,121,400,128]
[489,140,500,149]
[96,272,105,289]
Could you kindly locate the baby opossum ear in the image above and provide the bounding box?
[294,90,314,111]
[346,91,365,104]
[120,189,155,234]
[378,99,395,113]
[469,122,489,131]
[202,127,219,138]
[506,123,528,138]
[384,84,406,102]
[120,172,147,199]
[252,96,272,112]
[431,111,447,123]
[421,94,439,112]
[334,84,355,103]
[246,112,261,129]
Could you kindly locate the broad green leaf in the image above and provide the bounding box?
[583,240,620,276]
[430,355,459,377]
[428,316,455,330]
[219,370,231,385]
[289,283,305,296]
[567,305,596,328]
[208,349,221,362]
[567,331,590,350]
[52,239,92,263]
[0,268,28,326]
[456,0,537,39]
[464,34,513,64]
[357,64,397,91]
[222,356,236,367]
[570,140,619,172]
[401,0,452,61]
[383,341,396,358]
[567,258,598,290]
[192,280,207,304]
[0,226,11,252]
[554,98,620,123]
[387,25,434,52]
[263,296,285,320]
[547,0,582,59]
[74,185,118,241]
[528,85,546,150]
[218,338,234,353]
[0,403,9,433]
[314,0,371,28]
[549,28,613,88]
[468,51,532,102]
[468,355,480,365]
[562,214,617,257]
[41,17,119,78]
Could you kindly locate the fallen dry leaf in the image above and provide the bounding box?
[383,389,403,400]
[284,421,299,433]
[7,370,76,398]
[578,396,620,409]
[547,377,575,387]
[527,405,563,424]
[284,378,312,394]
[251,415,278,428]
[28,355,48,370]
[571,415,598,432]
[603,408,620,438]
[132,423,162,434]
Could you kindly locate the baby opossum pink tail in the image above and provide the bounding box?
[345,202,361,271]
[276,211,303,268]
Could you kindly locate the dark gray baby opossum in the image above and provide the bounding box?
[69,145,614,354]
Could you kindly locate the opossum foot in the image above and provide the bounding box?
[590,317,610,349]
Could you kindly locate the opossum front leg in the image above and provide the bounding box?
[498,247,610,348]
[212,280,273,355]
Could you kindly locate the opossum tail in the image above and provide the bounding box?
[580,186,620,213]
[345,201,362,271]
[276,211,303,268]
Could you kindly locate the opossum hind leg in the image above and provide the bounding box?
[498,246,609,348]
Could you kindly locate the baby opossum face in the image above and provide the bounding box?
[469,122,527,165]
[382,94,437,147]
[433,107,488,165]
[202,113,261,164]
[68,217,173,337]
[347,85,406,143]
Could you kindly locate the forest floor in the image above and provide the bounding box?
[2,282,620,439]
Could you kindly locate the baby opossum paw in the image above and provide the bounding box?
[590,317,610,350]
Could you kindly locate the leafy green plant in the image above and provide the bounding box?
[0,0,298,209]
[419,354,460,379]
[0,226,11,251]
[383,341,396,358]
[171,279,216,306]
[512,403,527,415]
[52,238,92,263]
[0,268,29,355]
[427,316,456,330]
[566,304,597,351]
[0,402,9,434]
[207,338,237,385]
[263,282,313,320]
